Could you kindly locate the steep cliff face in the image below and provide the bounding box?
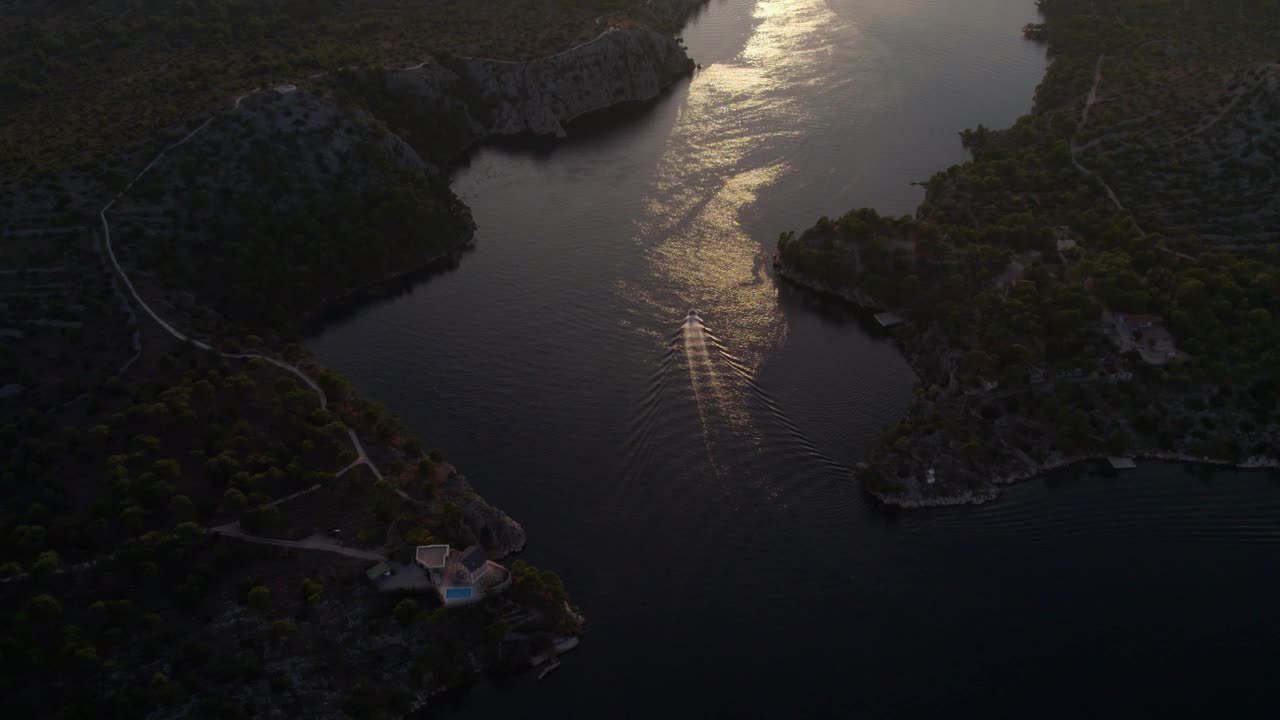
[460,28,695,137]
[366,28,694,152]
[440,472,528,558]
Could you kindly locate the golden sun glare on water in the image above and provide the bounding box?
[631,0,849,358]
[617,0,855,440]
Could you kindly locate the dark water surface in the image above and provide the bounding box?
[309,1,1280,716]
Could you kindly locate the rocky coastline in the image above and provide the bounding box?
[379,27,696,143]
[303,18,698,700]
[779,238,1279,509]
[867,450,1280,509]
[1,2,706,717]
[99,13,697,714]
[292,22,703,549]
[775,264,889,313]
[778,220,1280,510]
[773,2,1280,511]
[290,12,704,707]
[302,22,700,328]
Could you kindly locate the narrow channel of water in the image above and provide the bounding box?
[309,1,1280,716]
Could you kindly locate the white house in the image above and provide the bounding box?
[414,544,450,583]
[457,546,490,583]
[414,544,503,607]
[1054,226,1077,253]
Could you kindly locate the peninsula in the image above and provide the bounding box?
[777,0,1280,507]
[0,0,706,716]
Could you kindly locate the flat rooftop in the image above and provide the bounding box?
[415,544,450,568]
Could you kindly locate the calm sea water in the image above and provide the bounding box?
[309,1,1280,716]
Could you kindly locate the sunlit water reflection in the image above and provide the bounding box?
[308,1,1280,716]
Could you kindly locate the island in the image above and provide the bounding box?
[777,0,1280,507]
[0,0,707,716]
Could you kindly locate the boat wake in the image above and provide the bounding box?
[622,311,850,498]
[682,311,729,481]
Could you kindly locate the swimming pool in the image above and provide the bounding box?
[444,587,474,600]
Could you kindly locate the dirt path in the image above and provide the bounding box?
[1071,55,1132,216]
[340,427,384,481]
[97,88,392,515]
[1066,52,1215,264]
[1080,54,1105,128]
[266,483,323,508]
[1072,112,1156,153]
[1164,85,1246,147]
[335,427,429,506]
[210,521,387,562]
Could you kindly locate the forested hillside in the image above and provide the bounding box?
[779,0,1280,505]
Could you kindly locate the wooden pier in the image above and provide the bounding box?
[874,312,905,328]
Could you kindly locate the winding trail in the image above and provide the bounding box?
[1070,56,1129,211]
[1164,92,1243,147]
[1068,54,1202,263]
[96,89,395,550]
[340,427,384,481]
[1069,57,1143,229]
[1080,55,1105,129]
[3,481,371,583]
[1162,65,1279,148]
[207,480,387,563]
[210,520,388,562]
[265,483,324,508]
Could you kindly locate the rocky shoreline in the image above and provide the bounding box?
[868,451,1280,509]
[305,21,701,331]
[291,12,704,709]
[296,22,704,556]
[381,27,697,142]
[771,0,1280,511]
[116,14,699,713]
[2,2,703,717]
[301,223,478,333]
[776,247,1280,509]
[775,264,889,312]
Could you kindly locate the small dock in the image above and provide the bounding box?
[536,658,561,680]
[874,312,905,328]
[531,635,578,680]
[1107,457,1137,470]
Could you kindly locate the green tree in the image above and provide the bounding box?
[272,619,299,639]
[152,459,182,481]
[961,350,993,376]
[393,598,418,625]
[169,495,197,523]
[403,527,434,547]
[222,488,248,514]
[300,577,323,607]
[31,550,61,578]
[247,585,271,611]
[241,504,279,533]
[27,593,63,621]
